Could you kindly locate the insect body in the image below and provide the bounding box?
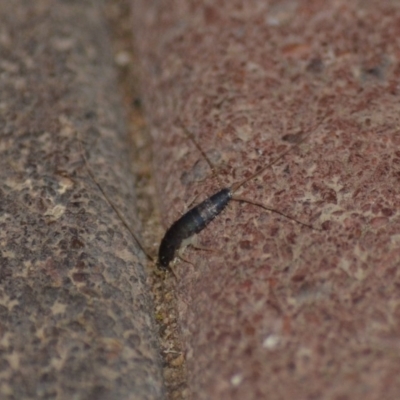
[158,188,231,268]
[157,123,319,270]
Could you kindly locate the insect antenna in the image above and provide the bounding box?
[176,119,224,188]
[176,118,325,230]
[231,195,317,230]
[229,126,322,229]
[230,128,314,193]
[78,135,155,263]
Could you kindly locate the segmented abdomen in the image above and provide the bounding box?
[158,188,232,269]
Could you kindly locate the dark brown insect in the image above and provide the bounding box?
[80,118,322,275]
[157,123,319,270]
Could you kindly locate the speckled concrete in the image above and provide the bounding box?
[0,1,164,399]
[133,0,400,399]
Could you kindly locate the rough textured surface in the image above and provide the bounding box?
[132,0,400,399]
[0,1,164,399]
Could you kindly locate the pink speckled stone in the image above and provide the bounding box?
[133,0,400,398]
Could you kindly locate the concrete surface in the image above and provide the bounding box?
[0,1,164,399]
[132,0,400,399]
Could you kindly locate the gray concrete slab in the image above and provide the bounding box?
[0,1,165,399]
